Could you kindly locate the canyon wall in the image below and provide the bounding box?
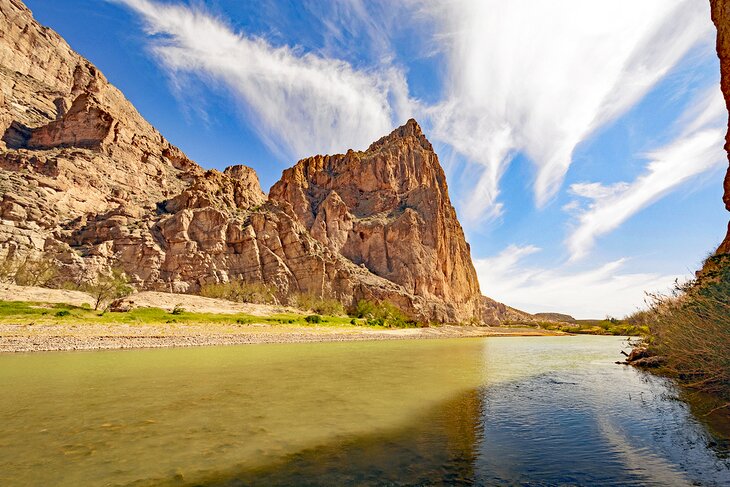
[711,0,730,254]
[0,0,525,324]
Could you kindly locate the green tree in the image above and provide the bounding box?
[83,268,133,311]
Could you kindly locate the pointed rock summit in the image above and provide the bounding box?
[366,118,433,152]
[270,119,483,320]
[0,0,528,324]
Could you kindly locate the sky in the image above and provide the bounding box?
[25,0,729,318]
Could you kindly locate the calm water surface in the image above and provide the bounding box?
[0,336,728,486]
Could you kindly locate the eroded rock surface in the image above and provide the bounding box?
[270,119,488,321]
[0,0,529,324]
[711,0,730,253]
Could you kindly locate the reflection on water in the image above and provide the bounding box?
[0,336,728,486]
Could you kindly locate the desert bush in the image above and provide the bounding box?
[0,254,62,287]
[199,280,277,305]
[82,268,133,311]
[305,314,322,324]
[292,293,345,316]
[0,256,16,283]
[352,299,416,328]
[630,255,730,401]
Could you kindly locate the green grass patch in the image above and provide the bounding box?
[0,300,361,328]
[529,319,646,336]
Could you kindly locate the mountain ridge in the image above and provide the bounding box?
[0,0,528,324]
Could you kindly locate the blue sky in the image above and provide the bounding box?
[26,0,728,318]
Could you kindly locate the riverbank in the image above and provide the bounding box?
[625,254,730,406]
[0,285,563,352]
[0,323,562,353]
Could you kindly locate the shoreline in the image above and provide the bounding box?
[0,323,565,353]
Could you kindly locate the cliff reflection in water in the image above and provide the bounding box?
[0,339,486,486]
[179,389,484,487]
[1,337,728,486]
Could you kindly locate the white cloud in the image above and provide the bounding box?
[422,0,713,222]
[567,86,727,260]
[569,182,631,200]
[113,0,413,161]
[475,245,682,319]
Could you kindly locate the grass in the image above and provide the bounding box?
[0,300,363,329]
[505,317,646,336]
[199,281,277,305]
[535,319,647,336]
[352,299,422,328]
[628,253,730,402]
[291,293,345,316]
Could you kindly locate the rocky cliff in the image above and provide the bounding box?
[0,0,199,256]
[270,119,483,320]
[0,0,526,324]
[711,0,730,254]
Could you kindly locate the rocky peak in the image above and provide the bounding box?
[367,118,433,153]
[270,119,483,316]
[0,0,526,325]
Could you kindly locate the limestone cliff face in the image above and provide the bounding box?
[0,0,199,257]
[0,0,528,323]
[270,119,483,319]
[711,0,730,253]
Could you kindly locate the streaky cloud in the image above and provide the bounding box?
[423,0,713,223]
[567,86,727,261]
[113,0,413,162]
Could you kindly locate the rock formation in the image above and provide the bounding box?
[711,0,730,254]
[270,119,483,321]
[0,0,528,324]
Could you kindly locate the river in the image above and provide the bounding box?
[0,336,727,486]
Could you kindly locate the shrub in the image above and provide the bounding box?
[171,304,185,315]
[352,299,416,328]
[630,255,730,401]
[199,280,277,305]
[0,254,62,287]
[54,310,71,317]
[305,314,322,324]
[82,268,133,311]
[292,293,345,316]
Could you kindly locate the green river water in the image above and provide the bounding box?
[0,336,728,486]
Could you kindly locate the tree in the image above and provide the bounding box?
[0,254,60,287]
[83,268,133,311]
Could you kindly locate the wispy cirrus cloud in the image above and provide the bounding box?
[421,0,713,222]
[566,86,727,261]
[475,245,682,318]
[113,0,413,161]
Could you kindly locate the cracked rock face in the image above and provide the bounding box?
[711,0,730,254]
[0,0,529,324]
[270,118,485,320]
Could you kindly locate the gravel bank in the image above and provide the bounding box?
[0,324,562,353]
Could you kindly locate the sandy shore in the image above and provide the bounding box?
[0,323,562,353]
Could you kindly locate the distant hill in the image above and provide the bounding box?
[533,313,577,324]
